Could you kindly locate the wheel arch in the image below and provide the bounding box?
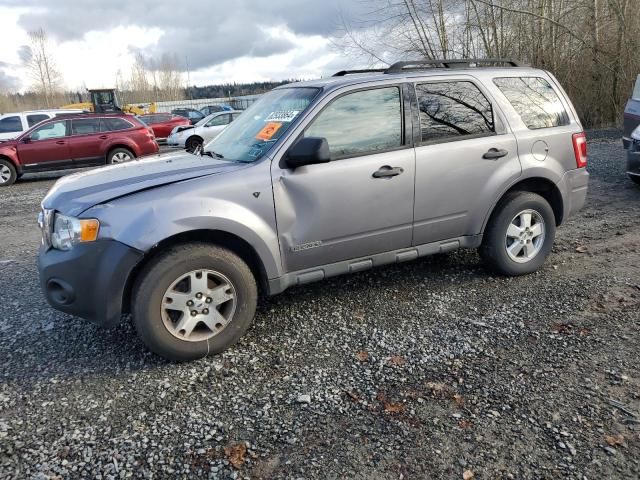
[122,229,269,315]
[483,176,564,232]
[185,135,204,148]
[0,154,21,174]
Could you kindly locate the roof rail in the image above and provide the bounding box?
[332,68,386,77]
[385,58,523,74]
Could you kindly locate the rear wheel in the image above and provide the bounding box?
[0,159,17,187]
[132,243,257,361]
[480,192,556,276]
[107,148,135,164]
[629,174,640,186]
[185,136,203,153]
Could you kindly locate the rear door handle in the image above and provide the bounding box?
[373,166,404,178]
[55,140,66,145]
[483,148,508,160]
[99,135,109,139]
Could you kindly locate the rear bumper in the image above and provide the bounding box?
[557,168,589,222]
[38,239,143,327]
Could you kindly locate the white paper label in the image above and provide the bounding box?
[265,110,300,122]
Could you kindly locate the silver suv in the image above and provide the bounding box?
[38,59,589,361]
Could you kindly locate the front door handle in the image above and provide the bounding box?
[373,166,404,178]
[99,135,109,140]
[55,140,66,145]
[483,148,508,160]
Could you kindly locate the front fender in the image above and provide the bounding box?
[83,164,282,278]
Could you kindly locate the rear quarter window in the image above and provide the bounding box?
[493,77,569,129]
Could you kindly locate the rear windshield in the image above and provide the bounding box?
[493,77,569,129]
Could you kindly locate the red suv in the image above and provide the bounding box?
[0,113,159,186]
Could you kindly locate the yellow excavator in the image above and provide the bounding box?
[61,89,157,115]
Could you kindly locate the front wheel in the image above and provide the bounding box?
[0,159,17,187]
[480,192,556,276]
[132,243,257,361]
[185,136,203,153]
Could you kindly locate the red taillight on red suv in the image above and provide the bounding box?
[572,132,587,168]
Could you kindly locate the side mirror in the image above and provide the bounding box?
[21,136,31,143]
[285,137,330,169]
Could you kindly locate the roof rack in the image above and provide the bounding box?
[331,59,524,78]
[332,68,386,77]
[384,58,523,74]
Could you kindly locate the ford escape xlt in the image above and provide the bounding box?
[38,59,589,361]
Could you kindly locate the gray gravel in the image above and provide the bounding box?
[0,133,639,479]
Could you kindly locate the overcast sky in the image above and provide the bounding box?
[0,0,366,92]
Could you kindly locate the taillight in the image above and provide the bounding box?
[572,132,587,168]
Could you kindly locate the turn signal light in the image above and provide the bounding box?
[80,219,100,242]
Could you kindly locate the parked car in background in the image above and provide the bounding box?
[200,104,234,116]
[0,109,85,141]
[137,113,190,143]
[0,113,158,186]
[623,74,640,149]
[37,59,589,361]
[167,110,241,151]
[170,108,205,125]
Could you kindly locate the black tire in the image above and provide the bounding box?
[185,136,203,153]
[132,243,257,361]
[629,174,640,186]
[0,159,17,187]
[107,147,135,165]
[480,192,556,276]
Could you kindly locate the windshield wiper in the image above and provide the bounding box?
[201,150,224,159]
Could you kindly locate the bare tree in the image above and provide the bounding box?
[335,0,640,127]
[21,28,62,108]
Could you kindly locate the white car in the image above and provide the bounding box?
[0,109,85,141]
[167,110,241,151]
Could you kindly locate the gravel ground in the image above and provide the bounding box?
[0,133,638,479]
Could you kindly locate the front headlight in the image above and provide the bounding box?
[51,214,100,251]
[632,125,640,141]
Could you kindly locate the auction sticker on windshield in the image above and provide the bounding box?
[256,122,282,141]
[265,111,300,122]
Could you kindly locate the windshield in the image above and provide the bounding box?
[203,87,320,162]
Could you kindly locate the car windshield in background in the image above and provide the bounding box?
[633,74,640,100]
[203,87,320,162]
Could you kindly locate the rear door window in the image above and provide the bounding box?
[305,86,403,159]
[71,118,103,135]
[493,77,569,129]
[0,116,23,133]
[103,117,133,131]
[27,114,50,127]
[415,81,495,143]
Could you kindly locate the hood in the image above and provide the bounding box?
[43,151,247,216]
[0,138,18,147]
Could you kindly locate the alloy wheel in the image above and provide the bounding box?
[161,269,237,342]
[112,152,132,163]
[505,209,546,263]
[0,165,12,184]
